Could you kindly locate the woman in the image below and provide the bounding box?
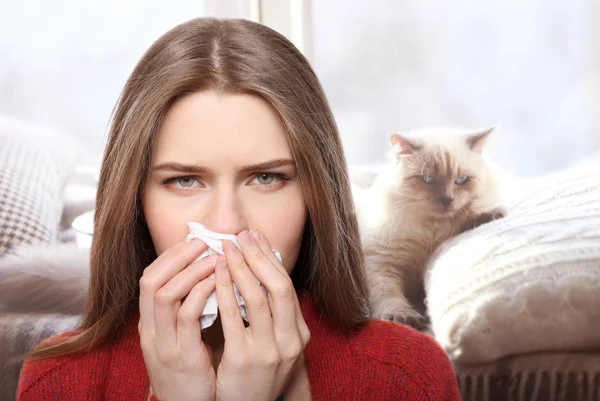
[17,18,460,401]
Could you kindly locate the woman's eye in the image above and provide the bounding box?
[422,175,435,184]
[455,176,469,185]
[255,173,275,185]
[175,176,198,188]
[250,173,290,187]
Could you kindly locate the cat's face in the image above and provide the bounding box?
[391,128,493,218]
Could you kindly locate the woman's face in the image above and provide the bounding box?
[142,91,307,274]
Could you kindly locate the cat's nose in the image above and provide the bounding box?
[438,196,454,207]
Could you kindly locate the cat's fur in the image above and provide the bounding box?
[356,127,506,329]
[0,244,90,315]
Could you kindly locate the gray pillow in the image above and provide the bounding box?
[0,313,81,401]
[0,115,83,255]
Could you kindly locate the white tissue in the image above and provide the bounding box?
[185,222,282,329]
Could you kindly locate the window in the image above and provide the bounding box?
[0,0,256,164]
[308,0,599,176]
[2,1,597,176]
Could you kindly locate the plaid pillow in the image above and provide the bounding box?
[0,116,82,255]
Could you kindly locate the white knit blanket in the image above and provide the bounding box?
[425,160,600,363]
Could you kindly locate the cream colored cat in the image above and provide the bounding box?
[356,127,506,329]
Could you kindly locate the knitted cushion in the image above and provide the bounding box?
[425,161,600,363]
[0,115,82,255]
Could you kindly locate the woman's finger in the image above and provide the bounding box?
[139,241,186,333]
[245,230,310,345]
[249,229,289,277]
[237,231,297,341]
[214,253,247,343]
[154,254,218,348]
[144,240,186,274]
[176,274,216,351]
[222,240,276,342]
[138,240,208,339]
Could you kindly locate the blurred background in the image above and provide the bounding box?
[1,0,599,177]
[2,4,599,400]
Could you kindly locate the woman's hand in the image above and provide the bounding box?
[215,230,310,401]
[139,239,219,401]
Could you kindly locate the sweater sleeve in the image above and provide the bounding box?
[17,353,111,401]
[17,357,75,400]
[358,320,461,401]
[16,331,107,401]
[411,333,461,401]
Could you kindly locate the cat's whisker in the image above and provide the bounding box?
[390,189,419,196]
[392,202,424,209]
[391,193,422,200]
[419,160,430,176]
[390,189,423,199]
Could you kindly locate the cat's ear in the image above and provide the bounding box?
[391,133,421,155]
[466,127,494,153]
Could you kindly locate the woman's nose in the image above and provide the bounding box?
[199,188,247,235]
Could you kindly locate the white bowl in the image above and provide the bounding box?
[71,211,94,248]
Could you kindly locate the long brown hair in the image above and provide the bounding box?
[28,17,368,360]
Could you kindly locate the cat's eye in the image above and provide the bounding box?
[422,175,435,184]
[455,176,469,185]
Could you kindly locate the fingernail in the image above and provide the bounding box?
[239,230,254,244]
[223,240,240,253]
[216,255,228,271]
[216,254,227,266]
[250,230,261,241]
[203,254,219,264]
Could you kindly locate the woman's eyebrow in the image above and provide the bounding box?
[237,158,295,172]
[151,158,295,174]
[151,163,209,174]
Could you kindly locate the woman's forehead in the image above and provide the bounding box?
[152,91,293,167]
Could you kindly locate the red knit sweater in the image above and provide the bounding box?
[17,294,460,400]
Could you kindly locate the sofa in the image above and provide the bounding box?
[0,115,94,400]
[2,115,600,401]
